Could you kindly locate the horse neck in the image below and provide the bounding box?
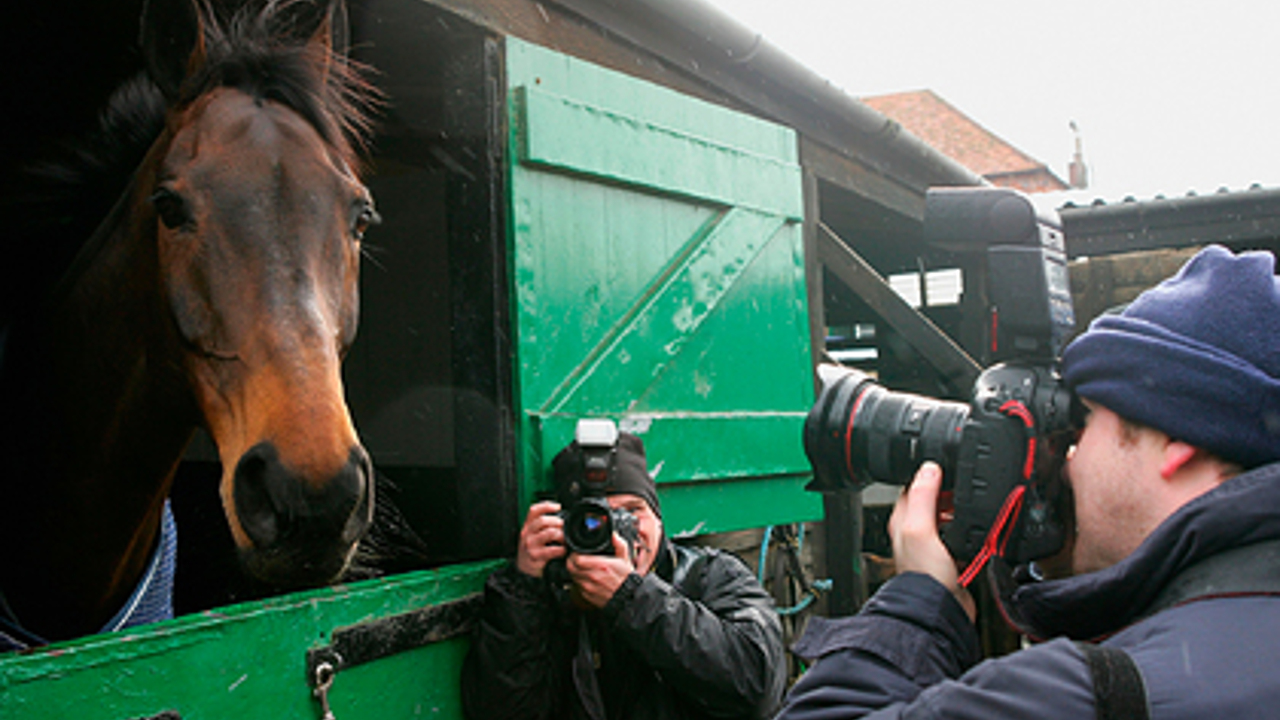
[0,154,198,639]
[53,176,200,471]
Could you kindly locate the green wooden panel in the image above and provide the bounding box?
[0,560,502,719]
[534,413,807,483]
[660,474,816,539]
[533,413,815,536]
[517,85,804,218]
[506,39,819,532]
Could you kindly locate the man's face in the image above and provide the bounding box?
[1064,399,1161,575]
[608,493,663,575]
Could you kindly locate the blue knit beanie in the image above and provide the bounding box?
[1061,245,1280,468]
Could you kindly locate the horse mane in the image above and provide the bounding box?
[0,76,167,327]
[0,1,378,328]
[24,77,167,209]
[178,0,380,171]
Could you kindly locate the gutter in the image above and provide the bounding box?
[548,0,986,193]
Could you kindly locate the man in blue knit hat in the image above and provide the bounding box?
[776,245,1280,719]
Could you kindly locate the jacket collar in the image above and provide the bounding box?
[1002,461,1280,640]
[652,534,676,582]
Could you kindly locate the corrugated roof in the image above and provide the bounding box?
[1059,184,1280,258]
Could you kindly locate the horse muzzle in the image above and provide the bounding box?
[230,441,374,587]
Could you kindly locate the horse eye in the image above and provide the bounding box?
[353,203,381,241]
[149,187,192,230]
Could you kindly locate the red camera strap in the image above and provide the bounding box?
[1000,399,1037,481]
[956,400,1036,587]
[957,484,1026,587]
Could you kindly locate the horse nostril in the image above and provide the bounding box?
[233,442,371,551]
[233,443,286,548]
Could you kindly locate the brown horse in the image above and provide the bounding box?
[0,0,379,644]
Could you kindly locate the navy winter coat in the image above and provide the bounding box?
[775,461,1280,719]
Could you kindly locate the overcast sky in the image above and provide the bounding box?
[703,0,1280,204]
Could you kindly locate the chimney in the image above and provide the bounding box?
[1068,120,1089,189]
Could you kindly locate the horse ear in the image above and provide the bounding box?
[273,0,349,56]
[298,0,351,87]
[330,1,350,58]
[139,0,207,101]
[319,0,350,58]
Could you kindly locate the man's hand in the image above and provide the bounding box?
[889,462,977,622]
[515,501,567,578]
[566,534,635,609]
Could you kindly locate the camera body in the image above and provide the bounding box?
[804,187,1079,568]
[555,419,640,557]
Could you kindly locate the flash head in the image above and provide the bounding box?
[572,418,619,486]
[575,418,620,448]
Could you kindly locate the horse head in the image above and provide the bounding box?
[0,0,383,644]
[143,0,378,588]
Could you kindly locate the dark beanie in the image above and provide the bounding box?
[552,432,661,518]
[1061,245,1280,468]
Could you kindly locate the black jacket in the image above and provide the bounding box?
[461,538,787,720]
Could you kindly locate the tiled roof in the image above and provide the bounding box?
[862,89,1067,192]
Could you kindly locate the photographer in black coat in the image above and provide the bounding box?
[461,431,787,720]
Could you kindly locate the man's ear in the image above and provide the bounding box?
[1159,440,1200,479]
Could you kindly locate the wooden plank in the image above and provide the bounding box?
[800,137,925,224]
[518,85,803,219]
[817,223,980,391]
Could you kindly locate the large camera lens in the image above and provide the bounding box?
[803,365,969,491]
[564,497,617,555]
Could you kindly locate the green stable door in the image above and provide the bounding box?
[506,38,820,535]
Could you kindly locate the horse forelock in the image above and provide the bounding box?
[175,1,380,174]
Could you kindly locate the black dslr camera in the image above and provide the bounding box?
[555,419,641,557]
[804,188,1080,576]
